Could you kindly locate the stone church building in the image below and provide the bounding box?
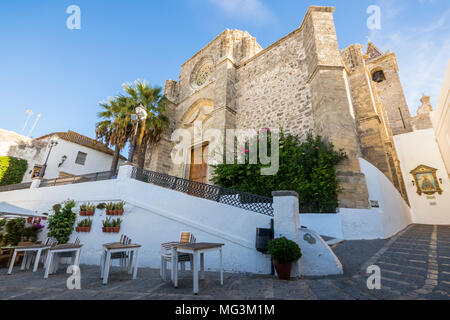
[144,6,425,210]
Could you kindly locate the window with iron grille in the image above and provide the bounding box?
[75,152,87,165]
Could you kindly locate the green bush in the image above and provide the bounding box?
[267,237,302,263]
[0,157,28,186]
[3,218,25,246]
[212,132,347,213]
[22,225,41,242]
[47,200,76,244]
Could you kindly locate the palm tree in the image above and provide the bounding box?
[122,80,169,168]
[96,96,134,172]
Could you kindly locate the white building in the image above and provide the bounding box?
[0,129,125,182]
[433,60,450,178]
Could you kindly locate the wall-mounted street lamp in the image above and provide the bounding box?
[58,155,68,168]
[39,139,58,178]
[127,104,148,163]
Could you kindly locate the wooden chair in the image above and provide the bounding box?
[160,232,196,280]
[8,242,33,267]
[0,248,12,268]
[110,235,132,269]
[42,238,78,271]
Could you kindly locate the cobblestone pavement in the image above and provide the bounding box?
[1,224,449,300]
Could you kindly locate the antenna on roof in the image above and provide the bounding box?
[21,109,34,133]
[27,114,41,137]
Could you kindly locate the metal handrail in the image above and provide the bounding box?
[39,170,118,188]
[0,182,32,192]
[131,167,274,217]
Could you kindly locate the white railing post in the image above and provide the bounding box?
[272,191,300,241]
[30,179,41,189]
[117,164,135,180]
[272,191,301,277]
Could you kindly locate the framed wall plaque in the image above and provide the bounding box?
[410,165,443,196]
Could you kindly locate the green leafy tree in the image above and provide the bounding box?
[267,237,302,262]
[0,157,28,186]
[212,132,347,213]
[47,200,76,244]
[96,96,134,172]
[122,80,169,168]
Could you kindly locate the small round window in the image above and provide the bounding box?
[195,64,212,87]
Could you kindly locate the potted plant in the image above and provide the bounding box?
[76,218,92,232]
[267,237,302,280]
[105,202,115,216]
[111,218,122,233]
[102,217,112,233]
[115,202,125,216]
[106,202,125,216]
[79,203,95,216]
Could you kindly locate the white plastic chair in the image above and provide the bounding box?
[160,232,196,280]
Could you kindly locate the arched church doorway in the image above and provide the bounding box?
[189,143,209,184]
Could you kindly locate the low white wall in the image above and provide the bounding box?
[0,175,272,274]
[394,129,450,225]
[301,158,413,240]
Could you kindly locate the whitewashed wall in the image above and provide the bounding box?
[34,137,123,181]
[301,158,413,240]
[394,129,450,225]
[0,171,272,274]
[433,60,450,178]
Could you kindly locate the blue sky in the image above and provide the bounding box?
[0,0,449,145]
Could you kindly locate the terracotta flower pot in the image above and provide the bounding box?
[273,261,292,280]
[106,210,113,216]
[86,211,94,216]
[76,227,80,232]
[42,217,47,220]
[86,226,91,232]
[102,227,107,232]
[116,210,123,216]
[113,226,120,233]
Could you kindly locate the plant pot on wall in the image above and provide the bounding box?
[80,211,95,217]
[112,226,120,233]
[273,261,292,280]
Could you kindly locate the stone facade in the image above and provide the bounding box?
[411,95,434,130]
[146,6,417,209]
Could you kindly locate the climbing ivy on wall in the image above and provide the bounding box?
[212,131,347,213]
[0,156,28,186]
[47,200,77,244]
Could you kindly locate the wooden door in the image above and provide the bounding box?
[189,144,208,184]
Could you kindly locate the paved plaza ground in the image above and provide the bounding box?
[1,224,450,300]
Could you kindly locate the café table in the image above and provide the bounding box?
[100,242,141,284]
[44,244,83,278]
[171,243,224,295]
[8,244,50,274]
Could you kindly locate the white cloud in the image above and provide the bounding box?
[208,0,275,22]
[368,0,450,115]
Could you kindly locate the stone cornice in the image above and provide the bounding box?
[306,65,345,84]
[357,115,381,124]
